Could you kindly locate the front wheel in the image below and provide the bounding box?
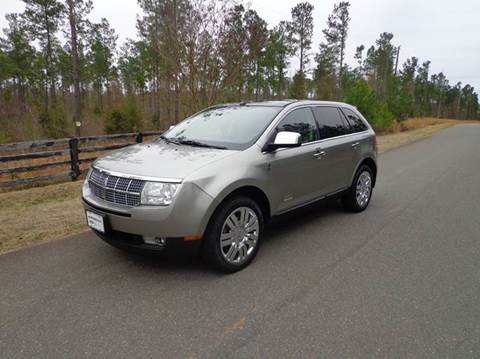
[342,165,374,212]
[202,196,263,273]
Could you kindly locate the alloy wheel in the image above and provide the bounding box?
[356,171,372,208]
[220,207,259,265]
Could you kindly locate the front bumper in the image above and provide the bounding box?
[82,179,218,241]
[90,227,201,255]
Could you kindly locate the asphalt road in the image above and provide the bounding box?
[1,125,480,358]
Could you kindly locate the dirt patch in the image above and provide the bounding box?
[1,120,478,255]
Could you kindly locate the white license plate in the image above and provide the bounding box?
[86,211,105,233]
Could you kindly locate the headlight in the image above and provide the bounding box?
[140,182,180,206]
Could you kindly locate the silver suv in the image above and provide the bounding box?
[82,100,377,272]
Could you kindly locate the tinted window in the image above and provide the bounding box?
[312,107,349,139]
[342,108,368,132]
[276,108,319,144]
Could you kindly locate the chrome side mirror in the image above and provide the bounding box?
[266,131,302,151]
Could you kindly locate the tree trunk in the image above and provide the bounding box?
[299,43,304,74]
[67,0,82,137]
[43,3,56,110]
[339,33,345,100]
[173,0,180,122]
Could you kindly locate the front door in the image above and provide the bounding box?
[265,107,322,213]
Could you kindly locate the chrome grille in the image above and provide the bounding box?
[88,168,146,206]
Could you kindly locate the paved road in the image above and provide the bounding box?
[1,125,480,358]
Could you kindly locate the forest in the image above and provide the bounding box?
[0,0,479,143]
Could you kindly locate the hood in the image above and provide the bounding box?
[93,141,236,180]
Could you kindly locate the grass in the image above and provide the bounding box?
[0,181,85,254]
[376,118,480,153]
[0,118,478,255]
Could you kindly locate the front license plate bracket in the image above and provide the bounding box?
[86,210,110,233]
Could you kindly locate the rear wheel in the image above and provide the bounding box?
[342,165,374,212]
[202,196,263,273]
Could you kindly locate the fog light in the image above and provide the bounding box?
[143,236,166,246]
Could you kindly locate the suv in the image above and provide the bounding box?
[82,100,377,272]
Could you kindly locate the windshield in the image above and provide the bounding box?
[164,105,281,150]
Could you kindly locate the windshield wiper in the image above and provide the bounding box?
[177,139,227,150]
[160,135,181,145]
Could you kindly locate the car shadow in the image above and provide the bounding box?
[109,198,346,274]
[264,198,344,242]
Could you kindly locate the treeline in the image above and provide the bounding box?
[0,0,479,142]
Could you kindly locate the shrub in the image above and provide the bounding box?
[39,108,70,138]
[344,79,395,130]
[0,130,10,144]
[371,100,395,130]
[344,78,374,118]
[105,101,141,134]
[289,71,307,99]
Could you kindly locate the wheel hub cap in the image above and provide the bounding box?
[220,207,259,265]
[356,171,372,208]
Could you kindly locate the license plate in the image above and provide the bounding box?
[86,211,105,233]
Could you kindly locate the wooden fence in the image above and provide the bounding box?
[0,131,162,190]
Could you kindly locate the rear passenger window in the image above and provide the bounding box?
[276,108,319,144]
[342,108,368,132]
[312,107,349,139]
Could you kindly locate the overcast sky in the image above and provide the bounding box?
[1,0,479,91]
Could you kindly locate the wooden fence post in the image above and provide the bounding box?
[136,132,143,143]
[69,138,80,181]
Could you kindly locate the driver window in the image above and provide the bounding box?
[276,108,319,144]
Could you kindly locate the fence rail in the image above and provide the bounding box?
[0,131,162,190]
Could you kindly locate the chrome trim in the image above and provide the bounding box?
[88,168,146,207]
[260,102,371,154]
[263,131,369,154]
[93,166,183,184]
[274,186,349,216]
[299,131,369,147]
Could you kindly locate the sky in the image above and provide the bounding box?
[1,0,479,91]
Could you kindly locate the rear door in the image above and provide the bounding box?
[340,107,372,180]
[311,106,355,193]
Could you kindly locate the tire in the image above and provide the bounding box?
[342,165,374,213]
[202,196,264,273]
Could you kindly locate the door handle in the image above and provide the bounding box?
[313,150,326,159]
[351,142,360,148]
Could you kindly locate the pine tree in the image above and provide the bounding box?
[289,2,314,75]
[353,45,365,76]
[65,0,92,136]
[314,43,336,100]
[219,4,247,101]
[21,0,64,112]
[86,18,117,110]
[263,21,293,98]
[414,60,431,116]
[0,14,37,110]
[321,1,350,97]
[396,56,418,118]
[244,10,267,100]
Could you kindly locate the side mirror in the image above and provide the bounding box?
[266,131,302,152]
